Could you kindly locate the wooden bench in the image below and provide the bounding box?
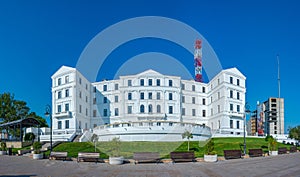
[17,149,32,155]
[77,152,102,163]
[289,146,297,153]
[170,152,195,163]
[223,150,242,160]
[49,151,68,161]
[249,149,263,157]
[278,147,287,154]
[133,152,161,164]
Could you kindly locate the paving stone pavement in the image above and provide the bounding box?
[0,153,300,177]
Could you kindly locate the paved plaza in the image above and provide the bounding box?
[0,153,300,177]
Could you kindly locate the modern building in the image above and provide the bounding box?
[47,65,246,142]
[250,98,284,136]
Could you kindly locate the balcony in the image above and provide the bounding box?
[55,111,72,118]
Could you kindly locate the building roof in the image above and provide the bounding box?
[51,65,76,79]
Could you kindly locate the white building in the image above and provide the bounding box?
[49,66,246,141]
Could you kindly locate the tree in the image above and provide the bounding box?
[0,92,48,127]
[182,130,193,151]
[288,126,300,140]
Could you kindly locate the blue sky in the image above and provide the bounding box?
[0,0,299,132]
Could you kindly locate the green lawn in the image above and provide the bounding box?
[45,137,298,158]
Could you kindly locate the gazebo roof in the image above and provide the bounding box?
[0,118,40,128]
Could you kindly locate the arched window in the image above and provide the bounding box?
[140,105,145,113]
[148,104,153,113]
[157,105,161,113]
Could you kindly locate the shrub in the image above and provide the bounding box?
[0,142,6,151]
[33,142,42,154]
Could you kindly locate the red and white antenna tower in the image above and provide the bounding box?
[194,39,203,82]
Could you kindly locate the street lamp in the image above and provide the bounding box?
[244,103,251,156]
[45,105,52,153]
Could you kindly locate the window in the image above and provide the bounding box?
[202,87,206,93]
[128,106,132,114]
[218,92,220,99]
[230,120,233,128]
[58,91,62,99]
[181,84,185,90]
[93,110,96,117]
[79,78,82,84]
[169,80,173,86]
[57,105,61,113]
[65,89,69,97]
[86,108,88,116]
[103,97,107,103]
[182,108,185,115]
[115,95,118,102]
[157,105,161,113]
[58,78,61,86]
[237,121,240,129]
[65,76,69,83]
[140,92,144,100]
[211,108,213,116]
[86,96,88,103]
[148,92,152,99]
[58,121,62,129]
[65,120,69,129]
[148,104,153,113]
[157,92,160,100]
[140,79,144,86]
[93,86,96,93]
[103,85,107,91]
[192,85,195,91]
[237,92,240,100]
[115,108,119,116]
[128,93,132,100]
[230,90,233,98]
[192,109,196,116]
[157,122,161,126]
[218,105,220,113]
[169,93,173,100]
[93,98,96,104]
[168,106,173,114]
[192,97,196,104]
[115,84,118,90]
[237,105,240,112]
[65,103,69,112]
[230,77,233,84]
[85,84,88,90]
[182,96,185,103]
[79,105,82,113]
[230,104,233,111]
[156,79,160,86]
[202,98,206,105]
[79,91,82,98]
[148,79,152,86]
[237,79,240,86]
[128,80,132,86]
[104,109,108,116]
[202,110,206,117]
[140,105,145,113]
[218,78,220,85]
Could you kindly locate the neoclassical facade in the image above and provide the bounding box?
[50,66,246,141]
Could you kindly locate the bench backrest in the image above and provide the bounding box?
[170,152,195,159]
[78,152,100,158]
[224,150,242,156]
[249,149,263,154]
[50,151,68,157]
[133,152,160,160]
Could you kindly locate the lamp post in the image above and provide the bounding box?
[45,105,52,153]
[244,103,250,156]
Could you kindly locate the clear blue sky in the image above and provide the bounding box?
[0,0,299,133]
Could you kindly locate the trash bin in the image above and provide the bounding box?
[8,148,12,156]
